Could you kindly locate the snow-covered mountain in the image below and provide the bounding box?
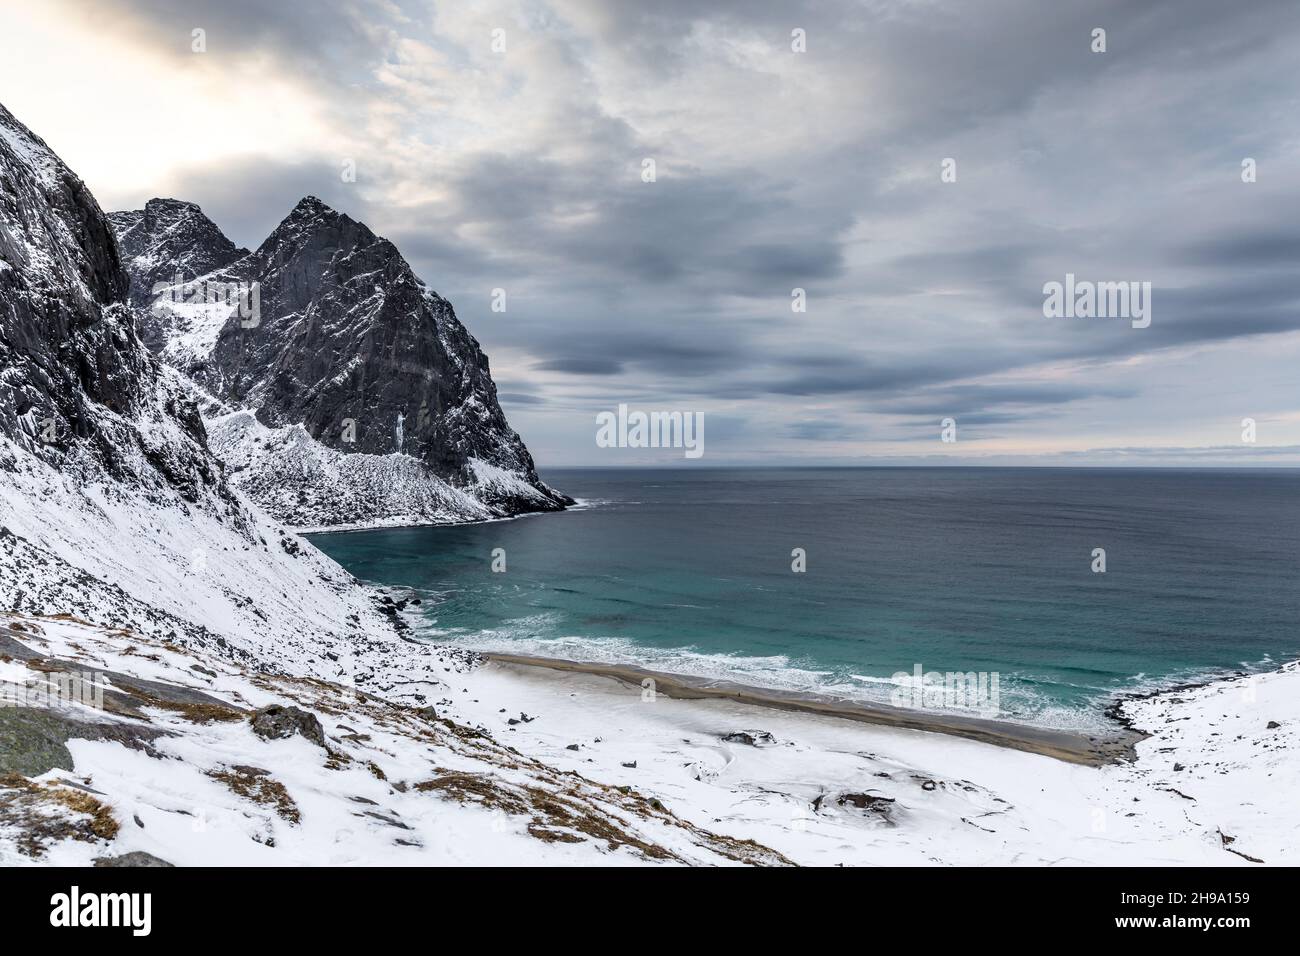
[0,101,393,660]
[110,195,570,530]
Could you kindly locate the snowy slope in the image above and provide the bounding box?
[206,410,566,531]
[439,657,1300,866]
[5,611,1295,867]
[1,616,788,866]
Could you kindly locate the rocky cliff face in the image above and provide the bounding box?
[0,104,215,501]
[0,100,394,655]
[111,195,570,528]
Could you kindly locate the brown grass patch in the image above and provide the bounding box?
[164,701,247,724]
[414,771,677,861]
[48,787,120,841]
[208,766,300,824]
[324,748,353,771]
[0,773,119,856]
[116,684,246,724]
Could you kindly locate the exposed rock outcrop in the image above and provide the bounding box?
[0,99,397,665]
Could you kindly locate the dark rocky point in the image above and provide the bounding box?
[93,851,175,867]
[721,730,776,746]
[249,705,326,748]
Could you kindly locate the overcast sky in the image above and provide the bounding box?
[3,0,1298,466]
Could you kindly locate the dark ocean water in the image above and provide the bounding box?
[308,467,1300,730]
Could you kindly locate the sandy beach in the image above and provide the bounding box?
[483,652,1141,765]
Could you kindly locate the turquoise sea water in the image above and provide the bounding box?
[308,467,1300,731]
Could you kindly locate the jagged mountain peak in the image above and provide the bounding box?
[145,196,201,213]
[110,195,247,309]
[290,194,336,217]
[248,194,385,268]
[115,195,232,241]
[273,194,353,239]
[109,186,571,527]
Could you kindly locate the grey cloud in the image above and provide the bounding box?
[881,382,1139,416]
[124,157,369,250]
[1181,231,1300,269]
[66,0,1300,462]
[92,0,393,86]
[787,421,861,442]
[534,357,625,375]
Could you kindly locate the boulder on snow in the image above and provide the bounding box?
[837,792,896,812]
[93,851,175,867]
[249,705,326,748]
[721,730,776,746]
